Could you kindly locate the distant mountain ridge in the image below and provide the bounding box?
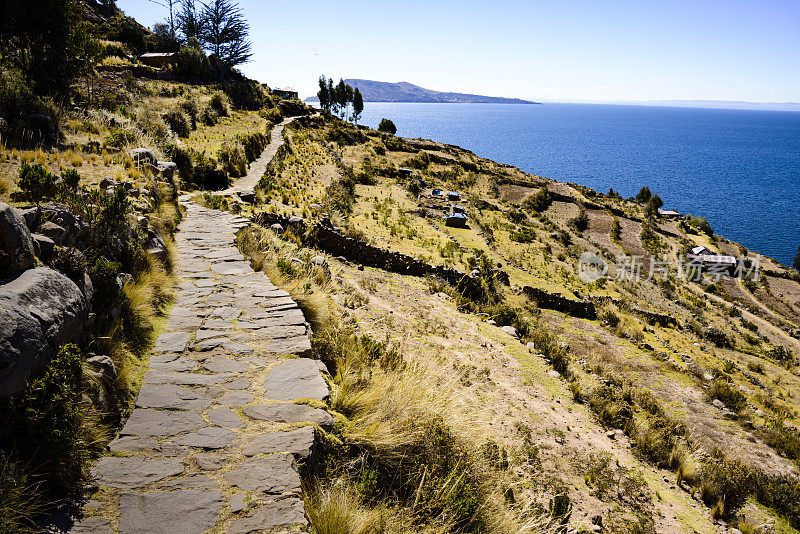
[307,79,538,104]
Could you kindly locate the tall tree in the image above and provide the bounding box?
[198,0,252,67]
[317,75,331,111]
[334,78,348,119]
[177,0,203,42]
[352,87,364,124]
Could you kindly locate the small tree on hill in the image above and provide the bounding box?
[636,186,652,204]
[378,118,397,135]
[198,0,252,67]
[317,75,331,111]
[352,87,364,124]
[794,244,800,271]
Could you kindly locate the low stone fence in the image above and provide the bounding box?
[252,213,487,299]
[521,285,597,319]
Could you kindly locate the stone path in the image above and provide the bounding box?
[71,121,330,533]
[221,117,295,199]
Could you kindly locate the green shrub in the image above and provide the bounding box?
[523,187,551,213]
[259,107,283,124]
[162,110,190,138]
[699,458,752,518]
[165,144,193,180]
[611,217,621,241]
[236,131,268,162]
[221,81,267,110]
[377,118,397,134]
[190,158,228,189]
[18,163,57,198]
[89,258,123,309]
[200,104,219,126]
[218,139,247,177]
[510,227,536,243]
[635,186,652,204]
[686,215,713,236]
[201,193,228,211]
[0,344,88,517]
[706,380,747,412]
[180,99,198,129]
[174,46,209,78]
[209,92,229,117]
[589,386,634,429]
[570,207,589,232]
[103,42,127,58]
[105,128,135,148]
[60,168,80,190]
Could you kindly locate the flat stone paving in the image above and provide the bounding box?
[71,181,329,532]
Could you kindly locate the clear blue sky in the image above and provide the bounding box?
[118,0,800,103]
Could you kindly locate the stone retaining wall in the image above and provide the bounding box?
[521,285,597,320]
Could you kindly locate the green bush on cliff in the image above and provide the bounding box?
[0,344,89,529]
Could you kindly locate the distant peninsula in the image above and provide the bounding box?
[306,79,539,104]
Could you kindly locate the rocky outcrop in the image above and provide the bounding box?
[0,267,89,397]
[0,202,35,278]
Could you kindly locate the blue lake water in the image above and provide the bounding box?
[359,102,800,267]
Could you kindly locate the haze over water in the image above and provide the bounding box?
[360,102,800,266]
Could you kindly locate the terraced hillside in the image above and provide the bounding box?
[219,115,800,533]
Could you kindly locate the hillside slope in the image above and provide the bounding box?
[306,79,538,104]
[234,115,800,533]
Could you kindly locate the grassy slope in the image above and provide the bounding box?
[249,116,800,533]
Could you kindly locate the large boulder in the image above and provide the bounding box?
[0,267,89,397]
[0,202,35,278]
[130,148,158,167]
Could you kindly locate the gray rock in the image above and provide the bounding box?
[238,189,255,204]
[129,148,157,167]
[270,223,284,233]
[262,358,329,401]
[711,399,726,409]
[108,435,159,452]
[144,369,235,385]
[193,451,228,471]
[39,220,66,242]
[227,497,306,533]
[120,408,205,436]
[223,377,250,390]
[149,354,198,372]
[153,332,190,353]
[224,454,300,493]
[219,391,254,406]
[31,233,55,260]
[229,493,246,513]
[204,358,249,373]
[243,427,315,458]
[19,205,41,230]
[161,475,219,490]
[0,268,88,396]
[91,456,184,488]
[173,427,236,449]
[243,403,333,428]
[87,355,116,380]
[118,490,224,534]
[136,383,213,410]
[262,335,313,357]
[67,517,113,533]
[500,325,518,338]
[0,201,35,276]
[211,262,251,275]
[208,406,245,429]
